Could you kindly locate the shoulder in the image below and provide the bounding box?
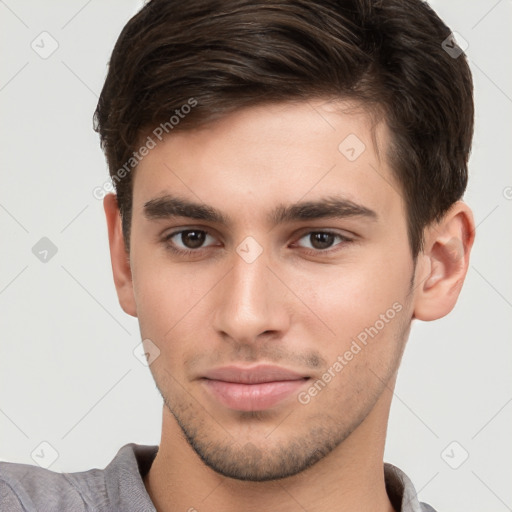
[0,458,107,512]
[0,476,23,511]
[384,462,438,512]
[0,443,158,512]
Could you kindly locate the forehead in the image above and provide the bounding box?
[132,99,403,225]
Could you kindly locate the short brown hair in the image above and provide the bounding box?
[94,0,474,257]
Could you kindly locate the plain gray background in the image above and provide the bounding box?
[1,1,511,510]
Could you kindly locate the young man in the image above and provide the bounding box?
[0,0,475,510]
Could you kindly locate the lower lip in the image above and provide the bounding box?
[202,378,309,411]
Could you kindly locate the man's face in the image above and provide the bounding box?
[128,100,416,480]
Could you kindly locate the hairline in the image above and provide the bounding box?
[119,96,421,262]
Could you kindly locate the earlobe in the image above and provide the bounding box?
[413,201,475,321]
[103,193,138,317]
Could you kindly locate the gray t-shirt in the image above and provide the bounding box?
[0,443,436,511]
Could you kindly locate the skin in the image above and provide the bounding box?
[104,99,475,512]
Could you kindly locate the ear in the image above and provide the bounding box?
[103,193,137,317]
[413,201,475,321]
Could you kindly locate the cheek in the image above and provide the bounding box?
[301,266,410,409]
[295,249,412,354]
[131,250,221,345]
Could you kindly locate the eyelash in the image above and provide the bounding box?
[161,229,353,257]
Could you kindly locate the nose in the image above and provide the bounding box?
[212,246,290,345]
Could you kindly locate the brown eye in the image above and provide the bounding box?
[295,231,352,253]
[179,230,206,248]
[309,232,336,250]
[164,229,217,254]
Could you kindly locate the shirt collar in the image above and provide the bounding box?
[106,444,428,512]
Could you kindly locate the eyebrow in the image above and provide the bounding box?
[143,194,378,226]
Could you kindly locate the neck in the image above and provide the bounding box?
[144,385,396,512]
